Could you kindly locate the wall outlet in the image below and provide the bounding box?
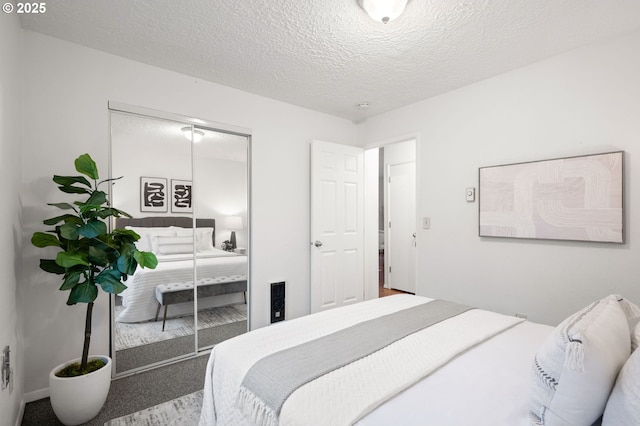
[1,346,10,391]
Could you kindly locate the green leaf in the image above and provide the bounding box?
[75,154,99,180]
[134,251,158,269]
[39,259,65,274]
[93,207,131,219]
[112,228,140,243]
[58,185,90,195]
[47,202,76,210]
[79,220,107,238]
[116,253,137,275]
[85,190,107,207]
[67,281,98,304]
[53,175,91,188]
[60,222,80,240]
[59,270,82,290]
[95,269,127,294]
[31,232,62,248]
[87,245,110,266]
[56,251,89,268]
[43,214,80,226]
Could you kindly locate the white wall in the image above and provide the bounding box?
[358,30,640,327]
[21,31,357,396]
[0,12,24,426]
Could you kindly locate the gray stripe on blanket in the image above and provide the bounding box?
[240,299,472,416]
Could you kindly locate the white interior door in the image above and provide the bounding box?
[310,140,364,313]
[387,161,416,293]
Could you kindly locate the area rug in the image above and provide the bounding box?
[104,390,203,426]
[115,304,247,350]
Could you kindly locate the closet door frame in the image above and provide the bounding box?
[108,101,252,377]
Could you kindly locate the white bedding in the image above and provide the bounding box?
[116,248,247,323]
[200,294,554,426]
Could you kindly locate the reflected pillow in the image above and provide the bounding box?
[124,226,176,252]
[172,227,214,252]
[529,294,631,426]
[153,235,194,255]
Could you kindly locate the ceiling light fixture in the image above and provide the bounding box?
[358,0,408,24]
[181,127,205,143]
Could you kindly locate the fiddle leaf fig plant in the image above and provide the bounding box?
[31,153,158,376]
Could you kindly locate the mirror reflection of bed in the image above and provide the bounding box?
[113,217,248,372]
[109,107,250,375]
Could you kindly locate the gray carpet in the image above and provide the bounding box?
[115,303,247,350]
[116,320,247,373]
[104,391,203,426]
[22,355,210,426]
[22,319,247,425]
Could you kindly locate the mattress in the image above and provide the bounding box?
[116,248,247,323]
[199,294,554,426]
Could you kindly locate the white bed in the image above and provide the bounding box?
[117,249,247,323]
[199,294,639,426]
[114,217,248,323]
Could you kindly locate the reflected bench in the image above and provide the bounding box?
[154,276,247,331]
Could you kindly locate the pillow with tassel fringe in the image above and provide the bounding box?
[529,294,631,426]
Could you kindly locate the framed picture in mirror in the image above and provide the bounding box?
[140,177,167,213]
[171,179,193,213]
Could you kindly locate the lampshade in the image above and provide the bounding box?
[359,0,408,24]
[224,215,243,230]
[181,126,204,143]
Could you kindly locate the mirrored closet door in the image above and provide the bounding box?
[109,104,250,375]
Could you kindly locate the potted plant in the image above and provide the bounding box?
[31,153,158,425]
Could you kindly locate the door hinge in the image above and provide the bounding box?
[388,221,391,228]
[389,266,392,273]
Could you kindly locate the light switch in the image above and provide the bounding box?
[466,187,476,202]
[423,217,431,229]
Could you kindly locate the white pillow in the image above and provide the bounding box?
[172,227,214,252]
[616,296,640,352]
[124,226,175,252]
[602,347,640,426]
[153,235,194,255]
[530,294,631,426]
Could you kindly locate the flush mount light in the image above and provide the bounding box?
[358,0,409,24]
[181,126,205,143]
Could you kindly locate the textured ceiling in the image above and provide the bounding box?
[20,0,640,122]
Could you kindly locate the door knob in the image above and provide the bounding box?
[314,240,323,247]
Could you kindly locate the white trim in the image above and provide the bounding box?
[107,101,252,137]
[24,387,49,403]
[15,399,25,426]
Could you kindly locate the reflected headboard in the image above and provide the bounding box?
[114,216,215,246]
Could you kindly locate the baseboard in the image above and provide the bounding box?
[24,386,49,403]
[15,398,25,426]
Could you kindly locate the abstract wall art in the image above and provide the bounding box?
[171,179,193,213]
[479,151,623,243]
[140,177,167,213]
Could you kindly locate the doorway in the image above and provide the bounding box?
[367,139,417,298]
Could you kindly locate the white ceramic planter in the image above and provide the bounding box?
[49,355,112,426]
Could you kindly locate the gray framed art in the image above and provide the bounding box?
[479,151,623,243]
[140,177,168,213]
